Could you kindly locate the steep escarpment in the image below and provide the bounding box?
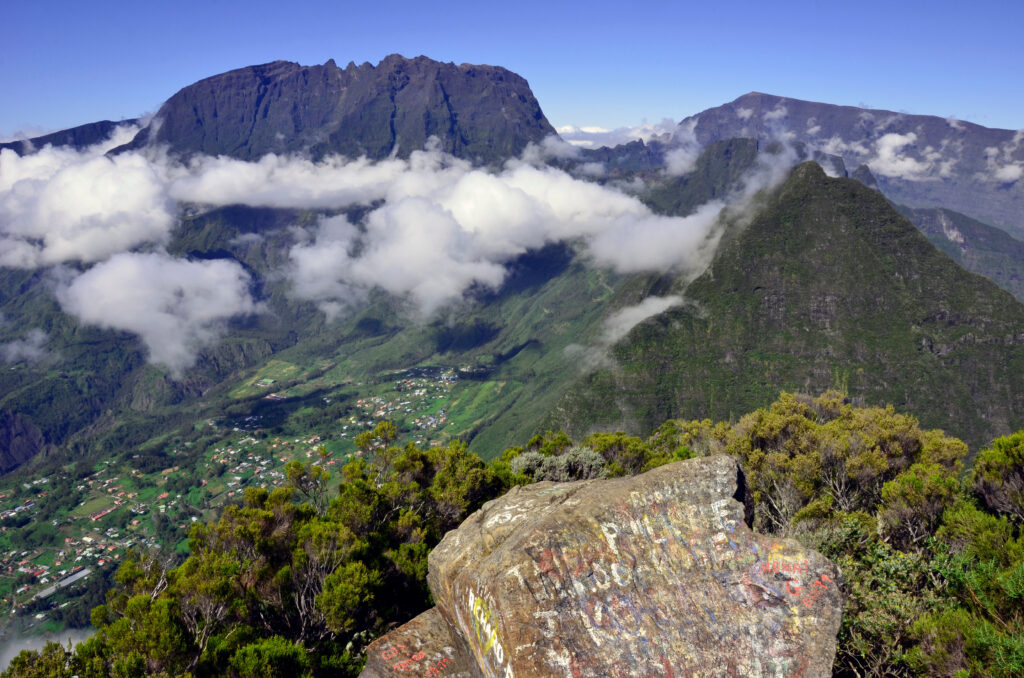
[0,410,48,474]
[0,119,138,155]
[121,54,555,162]
[361,454,843,677]
[895,204,1024,303]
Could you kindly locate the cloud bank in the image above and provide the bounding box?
[555,119,677,149]
[1,122,797,370]
[286,150,742,317]
[56,252,258,375]
[0,143,173,267]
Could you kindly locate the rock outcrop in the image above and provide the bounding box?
[0,119,138,155]
[0,410,47,475]
[119,54,555,163]
[361,454,843,677]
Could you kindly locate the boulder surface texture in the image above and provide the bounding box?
[361,454,843,677]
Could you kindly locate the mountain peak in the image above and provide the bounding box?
[557,162,1024,449]
[684,92,1024,237]
[121,54,555,162]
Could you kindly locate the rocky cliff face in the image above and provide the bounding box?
[0,119,138,155]
[894,204,1024,303]
[121,54,555,163]
[682,92,1024,239]
[361,455,843,677]
[0,410,47,474]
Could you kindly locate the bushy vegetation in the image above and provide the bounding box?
[6,393,1024,677]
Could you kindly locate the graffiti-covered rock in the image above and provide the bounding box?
[362,454,843,677]
[360,607,480,678]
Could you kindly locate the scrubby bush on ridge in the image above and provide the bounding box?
[5,394,1023,677]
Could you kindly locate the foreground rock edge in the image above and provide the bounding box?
[364,454,843,677]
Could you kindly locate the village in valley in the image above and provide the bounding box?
[0,364,466,636]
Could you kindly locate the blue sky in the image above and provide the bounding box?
[2,0,1023,138]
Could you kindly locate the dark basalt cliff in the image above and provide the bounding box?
[0,119,138,155]
[0,410,48,474]
[361,454,843,677]
[120,54,555,162]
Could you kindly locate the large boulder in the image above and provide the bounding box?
[362,454,843,677]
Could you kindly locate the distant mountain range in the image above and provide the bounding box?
[0,54,1022,476]
[681,91,1024,240]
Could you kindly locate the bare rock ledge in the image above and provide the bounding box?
[361,454,843,677]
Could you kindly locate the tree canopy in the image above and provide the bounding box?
[5,392,1023,677]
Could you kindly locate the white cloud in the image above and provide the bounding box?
[56,252,259,375]
[873,114,905,133]
[0,142,173,268]
[602,295,683,346]
[993,164,1024,183]
[763,104,788,122]
[167,152,410,208]
[0,328,49,364]
[820,135,871,157]
[564,294,686,371]
[555,119,677,150]
[287,216,363,320]
[869,132,935,180]
[283,146,785,317]
[586,200,725,274]
[736,107,753,121]
[664,146,700,176]
[520,135,581,165]
[576,162,606,177]
[981,130,1024,184]
[229,232,264,246]
[663,119,701,177]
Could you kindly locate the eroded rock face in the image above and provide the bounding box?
[362,455,843,677]
[121,55,555,163]
[360,607,480,678]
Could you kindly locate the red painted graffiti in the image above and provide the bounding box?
[424,656,452,677]
[781,572,833,607]
[761,559,809,575]
[380,642,450,676]
[392,651,427,671]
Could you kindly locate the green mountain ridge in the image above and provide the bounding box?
[554,162,1024,450]
[895,203,1024,302]
[3,145,1024,476]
